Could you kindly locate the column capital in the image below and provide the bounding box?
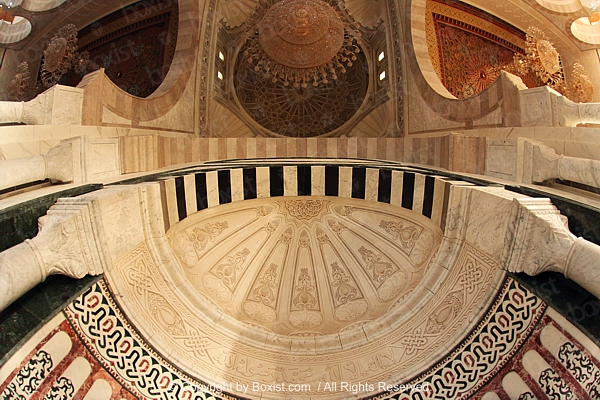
[502,197,576,276]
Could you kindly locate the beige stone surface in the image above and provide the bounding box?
[167,196,443,335]
[104,185,504,399]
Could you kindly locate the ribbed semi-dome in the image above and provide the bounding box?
[168,196,442,335]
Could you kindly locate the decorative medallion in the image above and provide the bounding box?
[235,43,368,137]
[244,0,361,87]
[234,0,368,136]
[259,0,344,69]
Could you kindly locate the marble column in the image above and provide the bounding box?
[0,202,105,312]
[0,155,47,189]
[520,139,600,188]
[502,197,600,300]
[0,96,44,125]
[553,94,600,127]
[0,241,44,312]
[0,101,25,124]
[0,139,74,191]
[0,85,82,125]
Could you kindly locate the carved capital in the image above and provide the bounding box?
[30,214,87,279]
[29,201,105,279]
[22,95,45,125]
[531,141,559,183]
[551,94,600,127]
[551,95,580,127]
[502,198,576,276]
[44,140,74,183]
[520,138,600,189]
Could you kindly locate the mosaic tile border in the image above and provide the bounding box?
[59,277,544,399]
[374,278,546,399]
[65,279,230,400]
[7,275,600,399]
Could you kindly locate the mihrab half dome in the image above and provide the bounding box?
[167,196,443,335]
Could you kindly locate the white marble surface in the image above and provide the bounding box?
[205,170,219,208]
[522,350,552,382]
[365,168,379,201]
[311,165,325,196]
[256,167,270,198]
[565,238,600,300]
[0,314,66,384]
[481,392,502,400]
[464,187,517,261]
[390,170,404,206]
[0,185,145,311]
[486,140,517,181]
[230,168,244,202]
[520,87,554,127]
[0,241,43,312]
[0,101,24,124]
[184,174,197,214]
[502,372,534,400]
[0,155,46,190]
[431,177,446,228]
[338,166,353,198]
[58,357,91,394]
[412,173,426,214]
[83,379,112,400]
[283,166,297,196]
[164,178,179,227]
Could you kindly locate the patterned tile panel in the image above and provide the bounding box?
[0,318,137,400]
[4,277,600,399]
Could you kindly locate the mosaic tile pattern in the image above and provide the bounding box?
[7,277,596,399]
[473,313,600,399]
[375,278,546,399]
[0,317,137,400]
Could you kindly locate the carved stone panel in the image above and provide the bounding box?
[167,196,443,335]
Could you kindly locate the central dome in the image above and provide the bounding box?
[259,0,345,68]
[167,196,442,335]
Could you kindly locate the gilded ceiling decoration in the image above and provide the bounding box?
[235,41,368,137]
[436,22,520,98]
[167,196,442,335]
[40,24,93,89]
[513,27,565,93]
[230,0,370,137]
[66,0,178,98]
[260,0,344,69]
[426,0,533,99]
[243,0,362,88]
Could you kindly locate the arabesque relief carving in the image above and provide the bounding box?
[109,236,502,399]
[166,197,444,335]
